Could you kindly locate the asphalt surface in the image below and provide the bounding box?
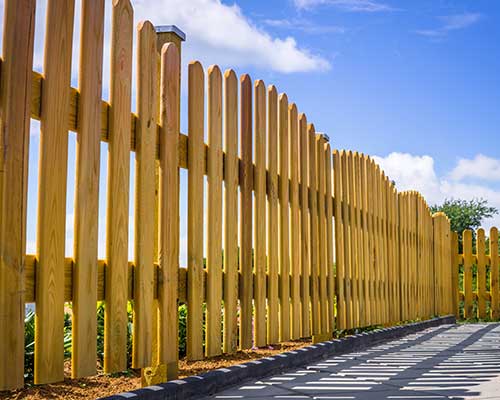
[201,323,500,400]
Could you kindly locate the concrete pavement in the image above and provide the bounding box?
[201,323,500,400]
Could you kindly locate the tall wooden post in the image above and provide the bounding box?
[142,25,185,386]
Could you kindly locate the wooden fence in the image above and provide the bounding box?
[0,0,455,391]
[453,228,500,320]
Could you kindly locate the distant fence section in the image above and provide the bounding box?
[0,0,456,391]
[454,228,500,320]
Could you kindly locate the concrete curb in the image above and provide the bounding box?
[100,315,456,400]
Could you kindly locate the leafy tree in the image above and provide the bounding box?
[430,198,498,247]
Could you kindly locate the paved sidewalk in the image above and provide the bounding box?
[201,323,500,400]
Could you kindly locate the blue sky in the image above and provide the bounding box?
[1,0,499,265]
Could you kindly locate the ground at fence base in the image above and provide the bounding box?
[0,340,312,400]
[101,315,456,400]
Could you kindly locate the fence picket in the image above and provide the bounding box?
[317,135,327,333]
[325,144,334,331]
[187,61,205,360]
[289,104,301,339]
[132,20,157,369]
[490,228,499,320]
[266,86,279,345]
[0,0,36,390]
[240,74,253,349]
[309,125,320,334]
[477,228,487,319]
[333,150,345,329]
[223,70,239,353]
[206,66,223,357]
[158,43,180,377]
[463,230,474,319]
[254,80,267,347]
[278,94,290,341]
[35,0,75,383]
[300,115,311,337]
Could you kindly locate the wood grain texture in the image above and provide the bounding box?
[206,65,223,357]
[325,145,334,332]
[333,150,345,330]
[157,43,180,378]
[463,229,473,319]
[267,86,280,344]
[340,151,352,328]
[490,228,499,320]
[132,20,157,369]
[289,104,301,339]
[299,115,311,337]
[187,61,205,361]
[477,228,487,319]
[360,155,370,326]
[104,0,133,373]
[347,152,359,327]
[254,80,267,347]
[35,0,75,384]
[308,125,319,334]
[72,0,105,378]
[278,94,290,341]
[223,70,239,353]
[0,0,35,390]
[316,136,327,333]
[239,74,253,349]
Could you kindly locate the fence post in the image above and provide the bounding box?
[451,231,460,319]
[0,0,35,390]
[432,212,452,316]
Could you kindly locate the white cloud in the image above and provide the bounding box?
[415,12,481,38]
[449,154,500,182]
[373,152,500,230]
[294,0,394,12]
[133,0,330,73]
[372,152,441,204]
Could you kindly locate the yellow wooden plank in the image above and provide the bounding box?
[316,136,327,334]
[35,0,75,384]
[103,0,133,373]
[158,43,180,377]
[206,65,223,357]
[279,93,290,341]
[353,153,365,327]
[132,20,157,370]
[360,155,370,326]
[374,165,382,324]
[289,104,301,340]
[266,85,279,344]
[347,151,360,327]
[0,0,35,390]
[451,232,459,318]
[239,74,253,349]
[254,80,267,347]
[223,70,239,353]
[187,61,205,360]
[325,144,334,332]
[308,124,320,334]
[299,115,311,337]
[340,151,353,328]
[490,227,499,320]
[72,0,105,378]
[463,229,473,319]
[333,150,345,330]
[367,158,377,324]
[477,228,487,319]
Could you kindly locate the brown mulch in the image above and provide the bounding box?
[0,339,311,400]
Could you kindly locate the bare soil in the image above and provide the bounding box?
[0,339,311,399]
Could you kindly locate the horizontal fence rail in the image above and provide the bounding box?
[0,0,458,391]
